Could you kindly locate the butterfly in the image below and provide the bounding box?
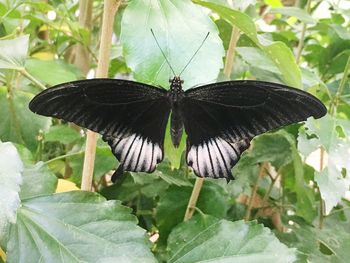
[29,76,326,182]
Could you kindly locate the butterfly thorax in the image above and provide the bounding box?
[169,76,184,147]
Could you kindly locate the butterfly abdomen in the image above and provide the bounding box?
[170,106,184,147]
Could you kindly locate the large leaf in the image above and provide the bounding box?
[298,115,350,214]
[277,216,350,263]
[6,191,156,263]
[0,35,28,70]
[167,215,297,263]
[0,87,51,152]
[120,0,224,90]
[236,47,280,74]
[19,162,58,200]
[194,0,302,88]
[0,142,22,247]
[156,180,229,243]
[25,59,81,86]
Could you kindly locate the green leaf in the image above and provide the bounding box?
[156,180,228,243]
[329,24,350,40]
[194,0,302,88]
[0,35,28,70]
[299,115,350,214]
[0,142,22,247]
[236,47,280,74]
[277,216,350,263]
[120,0,224,90]
[25,58,81,86]
[250,130,294,169]
[317,225,350,263]
[167,215,297,263]
[101,172,169,202]
[0,87,51,152]
[153,161,192,187]
[19,162,58,200]
[6,191,156,262]
[270,7,316,24]
[45,124,81,145]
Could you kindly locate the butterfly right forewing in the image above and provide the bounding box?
[181,80,326,180]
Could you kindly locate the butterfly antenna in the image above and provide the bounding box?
[179,32,210,76]
[150,29,177,76]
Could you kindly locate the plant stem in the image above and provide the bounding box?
[81,0,121,191]
[245,162,266,221]
[184,178,204,221]
[329,55,350,115]
[20,69,47,90]
[262,172,280,205]
[45,151,85,165]
[295,0,312,65]
[319,147,325,229]
[223,26,240,78]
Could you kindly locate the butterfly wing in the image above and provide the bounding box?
[181,80,326,180]
[29,79,171,173]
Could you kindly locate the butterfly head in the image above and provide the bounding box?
[169,76,184,85]
[169,76,184,103]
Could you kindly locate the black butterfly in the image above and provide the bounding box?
[29,76,326,182]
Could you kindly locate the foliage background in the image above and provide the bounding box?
[0,0,350,262]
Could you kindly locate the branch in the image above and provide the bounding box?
[20,69,46,90]
[184,178,204,221]
[329,55,350,115]
[223,26,240,78]
[295,0,312,65]
[81,0,121,191]
[74,0,93,75]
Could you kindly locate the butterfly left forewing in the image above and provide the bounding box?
[29,79,171,174]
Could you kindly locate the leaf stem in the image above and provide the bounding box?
[329,55,350,115]
[262,172,280,205]
[45,151,85,165]
[318,146,325,229]
[19,69,47,90]
[184,178,204,221]
[80,0,121,191]
[295,0,312,65]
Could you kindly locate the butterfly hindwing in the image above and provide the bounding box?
[29,79,171,173]
[181,80,326,180]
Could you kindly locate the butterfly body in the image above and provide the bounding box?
[29,77,326,182]
[169,76,185,147]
